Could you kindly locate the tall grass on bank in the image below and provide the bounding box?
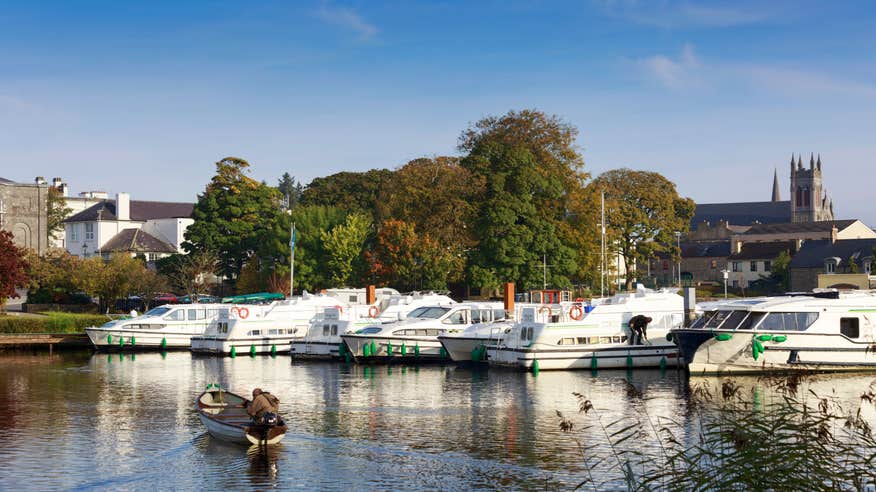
[0,312,112,334]
[557,375,876,490]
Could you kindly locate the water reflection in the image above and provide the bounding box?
[0,351,874,490]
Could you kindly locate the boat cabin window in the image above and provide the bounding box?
[217,322,228,333]
[188,309,207,320]
[269,329,278,335]
[840,318,860,338]
[144,307,171,317]
[494,308,507,321]
[359,327,382,335]
[163,310,184,321]
[704,311,732,329]
[407,307,451,319]
[558,337,575,345]
[323,324,330,337]
[249,329,261,336]
[443,310,468,325]
[719,310,749,330]
[690,311,716,329]
[736,312,765,331]
[757,312,819,332]
[520,326,534,341]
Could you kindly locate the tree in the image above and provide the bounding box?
[183,157,284,281]
[849,255,859,274]
[46,187,72,237]
[156,251,220,298]
[24,248,84,303]
[770,250,792,292]
[0,230,29,312]
[94,254,144,313]
[277,172,302,208]
[367,219,462,291]
[321,212,371,286]
[459,109,585,291]
[586,168,695,290]
[300,169,394,217]
[130,268,169,310]
[378,156,481,284]
[286,205,348,292]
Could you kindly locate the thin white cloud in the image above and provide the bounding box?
[314,2,378,41]
[634,44,876,98]
[638,44,699,88]
[597,0,772,28]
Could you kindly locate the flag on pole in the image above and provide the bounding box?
[290,223,296,250]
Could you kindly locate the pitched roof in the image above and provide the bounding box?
[65,199,193,223]
[0,177,14,184]
[728,241,796,260]
[742,220,857,236]
[654,240,730,259]
[101,228,177,254]
[691,201,790,228]
[789,238,876,269]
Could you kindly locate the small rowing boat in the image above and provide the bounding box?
[196,385,287,445]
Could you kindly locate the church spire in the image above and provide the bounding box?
[771,168,781,202]
[817,153,822,170]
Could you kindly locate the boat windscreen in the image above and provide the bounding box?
[757,312,819,331]
[144,307,171,317]
[704,311,733,329]
[407,306,451,319]
[717,310,749,330]
[736,312,765,331]
[690,311,716,329]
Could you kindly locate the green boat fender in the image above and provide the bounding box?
[665,333,673,342]
[714,333,733,341]
[590,354,598,370]
[370,340,377,356]
[772,335,787,343]
[753,338,764,354]
[230,346,236,358]
[626,353,633,369]
[338,343,346,356]
[131,336,136,347]
[532,359,540,375]
[249,344,256,357]
[414,343,420,357]
[270,344,277,357]
[119,336,124,348]
[107,334,112,344]
[659,356,667,371]
[363,342,371,357]
[387,341,393,355]
[401,343,407,356]
[756,334,773,342]
[160,337,167,349]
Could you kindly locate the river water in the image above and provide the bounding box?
[1,351,874,491]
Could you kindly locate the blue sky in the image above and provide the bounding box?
[1,1,874,224]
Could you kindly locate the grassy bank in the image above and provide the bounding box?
[0,312,111,334]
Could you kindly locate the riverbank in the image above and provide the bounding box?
[0,333,91,352]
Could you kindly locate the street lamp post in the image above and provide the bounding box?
[81,242,87,258]
[721,269,729,298]
[674,231,682,287]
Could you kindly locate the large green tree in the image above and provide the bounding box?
[459,109,586,291]
[300,169,394,217]
[277,172,302,208]
[586,168,695,290]
[321,212,371,286]
[285,205,348,292]
[183,157,283,280]
[377,156,481,284]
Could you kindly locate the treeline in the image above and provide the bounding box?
[182,109,695,295]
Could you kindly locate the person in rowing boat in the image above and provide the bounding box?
[628,315,652,345]
[246,388,280,424]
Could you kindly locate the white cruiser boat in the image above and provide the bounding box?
[190,288,399,356]
[341,302,507,362]
[489,286,685,371]
[85,304,229,350]
[672,290,876,375]
[291,292,456,359]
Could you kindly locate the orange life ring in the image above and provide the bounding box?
[368,305,379,318]
[538,305,552,316]
[569,305,583,321]
[237,307,249,319]
[574,297,584,303]
[335,304,344,313]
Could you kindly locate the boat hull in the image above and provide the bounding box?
[190,336,296,356]
[290,340,342,359]
[489,343,680,371]
[674,328,876,375]
[196,390,287,445]
[86,327,196,350]
[438,336,490,362]
[341,334,449,363]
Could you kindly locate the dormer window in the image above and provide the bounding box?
[824,257,840,274]
[863,257,873,275]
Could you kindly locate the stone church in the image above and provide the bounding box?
[0,176,49,254]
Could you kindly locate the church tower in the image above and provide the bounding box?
[790,153,833,222]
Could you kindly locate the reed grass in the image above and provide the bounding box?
[557,374,876,491]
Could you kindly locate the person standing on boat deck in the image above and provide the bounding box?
[628,315,652,345]
[246,388,280,419]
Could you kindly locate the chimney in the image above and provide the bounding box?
[366,285,376,305]
[34,176,46,185]
[52,178,68,197]
[116,192,130,221]
[503,282,515,317]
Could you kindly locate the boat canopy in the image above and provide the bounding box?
[221,292,285,304]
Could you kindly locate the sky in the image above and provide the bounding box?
[1,1,874,223]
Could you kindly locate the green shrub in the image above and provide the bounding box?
[0,312,111,334]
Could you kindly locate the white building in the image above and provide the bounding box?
[64,192,194,261]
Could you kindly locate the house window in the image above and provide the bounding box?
[764,261,771,272]
[732,261,740,272]
[147,253,159,261]
[710,260,717,269]
[71,224,79,242]
[826,262,836,274]
[732,280,739,288]
[750,261,757,272]
[85,223,94,240]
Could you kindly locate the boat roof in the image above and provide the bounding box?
[221,292,285,303]
[702,290,876,312]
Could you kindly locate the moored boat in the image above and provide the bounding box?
[488,286,685,371]
[196,385,287,445]
[85,304,230,350]
[672,290,876,375]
